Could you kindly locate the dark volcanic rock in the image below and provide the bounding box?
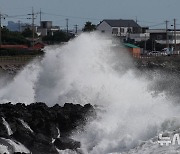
[54,137,81,150]
[0,102,96,154]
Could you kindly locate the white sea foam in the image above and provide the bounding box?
[0,60,40,104]
[57,127,60,138]
[0,137,30,153]
[0,144,9,154]
[19,119,34,133]
[2,117,13,136]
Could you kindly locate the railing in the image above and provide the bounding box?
[0,55,37,62]
[133,51,180,59]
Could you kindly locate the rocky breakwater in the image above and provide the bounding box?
[0,102,96,154]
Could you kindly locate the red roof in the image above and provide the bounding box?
[34,43,45,49]
[0,45,28,49]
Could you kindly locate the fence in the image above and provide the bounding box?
[133,51,180,59]
[0,55,41,67]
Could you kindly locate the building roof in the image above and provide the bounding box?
[124,43,140,48]
[104,19,141,28]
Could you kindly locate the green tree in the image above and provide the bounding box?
[22,27,37,38]
[1,27,30,45]
[42,31,71,44]
[83,21,96,32]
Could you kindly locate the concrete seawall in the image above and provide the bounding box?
[135,55,180,71]
[0,56,37,65]
[0,55,41,73]
[136,55,180,62]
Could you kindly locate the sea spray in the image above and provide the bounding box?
[0,33,180,153]
[35,33,180,153]
[35,33,133,105]
[0,59,41,104]
[71,69,180,153]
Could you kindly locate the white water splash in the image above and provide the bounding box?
[19,119,34,133]
[52,127,61,143]
[0,33,180,153]
[56,148,77,154]
[57,127,60,138]
[0,59,40,104]
[0,138,30,153]
[34,33,133,105]
[2,117,13,136]
[0,144,9,154]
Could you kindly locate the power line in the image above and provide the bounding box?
[138,20,159,24]
[7,14,28,18]
[7,17,29,20]
[42,12,101,21]
[148,22,165,27]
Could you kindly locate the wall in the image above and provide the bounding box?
[96,21,112,34]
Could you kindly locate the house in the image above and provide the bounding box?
[97,19,142,38]
[37,21,60,36]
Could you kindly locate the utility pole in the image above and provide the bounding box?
[66,18,69,34]
[165,20,169,49]
[0,12,7,48]
[18,20,21,32]
[0,12,2,48]
[144,34,147,52]
[174,18,177,51]
[40,8,42,26]
[32,7,35,49]
[74,24,78,34]
[28,7,36,48]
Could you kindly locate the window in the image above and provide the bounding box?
[42,22,46,28]
[112,28,118,34]
[127,27,132,33]
[120,28,124,33]
[157,35,163,40]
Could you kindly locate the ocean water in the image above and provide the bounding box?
[0,33,180,153]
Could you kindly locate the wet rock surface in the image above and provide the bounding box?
[0,102,96,154]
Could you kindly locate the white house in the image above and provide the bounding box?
[97,19,142,37]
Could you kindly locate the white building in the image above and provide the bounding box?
[146,29,180,45]
[37,21,60,36]
[97,19,142,37]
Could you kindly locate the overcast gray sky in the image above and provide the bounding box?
[0,0,180,30]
